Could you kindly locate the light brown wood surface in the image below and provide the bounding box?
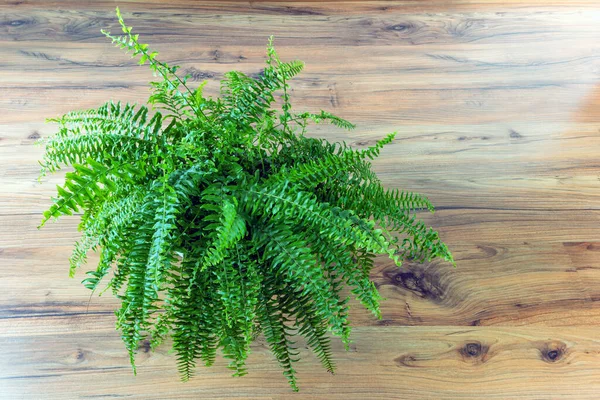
[2,1,600,398]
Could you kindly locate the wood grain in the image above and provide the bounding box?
[2,1,600,398]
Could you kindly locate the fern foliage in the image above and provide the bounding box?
[38,8,455,391]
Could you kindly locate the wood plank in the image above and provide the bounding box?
[2,1,600,398]
[2,320,600,399]
[3,211,600,327]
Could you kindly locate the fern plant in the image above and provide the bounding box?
[38,8,454,391]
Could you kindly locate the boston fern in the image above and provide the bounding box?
[38,8,454,391]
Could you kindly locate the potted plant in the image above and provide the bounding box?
[38,8,454,391]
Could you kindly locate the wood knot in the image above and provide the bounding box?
[139,339,151,353]
[28,131,41,140]
[475,245,498,258]
[539,341,567,363]
[184,67,215,81]
[459,341,489,363]
[385,266,445,303]
[9,20,27,27]
[587,243,600,251]
[509,129,523,139]
[395,271,419,289]
[394,354,421,368]
[464,342,481,357]
[386,23,413,32]
[75,349,85,363]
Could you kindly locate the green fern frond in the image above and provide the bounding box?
[102,7,200,119]
[256,221,350,342]
[295,110,356,131]
[258,280,300,391]
[278,60,305,80]
[189,190,247,287]
[41,158,116,227]
[288,291,336,374]
[38,8,454,391]
[146,180,180,288]
[41,102,160,175]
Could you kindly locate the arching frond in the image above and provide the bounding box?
[41,101,161,175]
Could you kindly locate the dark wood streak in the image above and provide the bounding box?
[0,311,114,320]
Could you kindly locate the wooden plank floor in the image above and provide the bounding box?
[2,1,600,398]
